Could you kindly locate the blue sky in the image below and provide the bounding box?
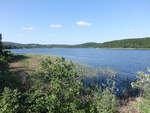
[0,0,150,44]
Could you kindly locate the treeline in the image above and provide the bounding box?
[98,37,150,48]
[3,42,100,49]
[4,37,150,49]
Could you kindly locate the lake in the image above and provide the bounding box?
[10,48,150,77]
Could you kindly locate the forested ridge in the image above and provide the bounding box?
[4,37,150,49]
[3,42,100,49]
[98,37,150,48]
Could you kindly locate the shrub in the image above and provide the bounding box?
[27,57,117,113]
[132,70,150,113]
[132,71,150,98]
[0,57,117,113]
[92,89,117,113]
[0,88,21,113]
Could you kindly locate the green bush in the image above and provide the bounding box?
[25,57,117,113]
[132,71,150,98]
[92,89,117,113]
[27,57,86,112]
[0,57,117,113]
[132,70,150,113]
[0,88,21,113]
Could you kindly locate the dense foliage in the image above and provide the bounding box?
[132,70,150,113]
[0,56,117,113]
[98,37,150,48]
[0,36,21,93]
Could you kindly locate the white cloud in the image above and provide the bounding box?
[50,24,62,28]
[76,21,92,26]
[22,26,33,30]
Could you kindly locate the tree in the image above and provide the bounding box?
[26,57,117,113]
[0,34,3,54]
[0,56,117,113]
[0,88,21,113]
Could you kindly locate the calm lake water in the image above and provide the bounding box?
[10,48,150,77]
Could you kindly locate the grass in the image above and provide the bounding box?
[10,54,58,72]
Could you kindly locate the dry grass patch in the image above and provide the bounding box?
[10,54,57,72]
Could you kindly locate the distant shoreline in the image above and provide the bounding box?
[7,47,150,50]
[4,37,150,49]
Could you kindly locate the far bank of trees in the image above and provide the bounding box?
[3,37,150,49]
[98,37,150,48]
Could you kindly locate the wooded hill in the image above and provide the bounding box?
[3,42,100,49]
[98,37,150,48]
[3,37,150,49]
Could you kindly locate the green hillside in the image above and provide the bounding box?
[3,37,150,49]
[98,37,150,48]
[69,42,100,48]
[3,42,100,49]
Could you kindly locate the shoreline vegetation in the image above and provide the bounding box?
[3,37,150,49]
[0,53,149,113]
[1,37,150,113]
